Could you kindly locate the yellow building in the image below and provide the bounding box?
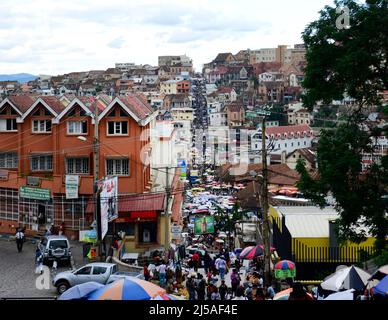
[270,206,376,264]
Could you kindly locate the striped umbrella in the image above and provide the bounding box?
[87,277,166,300]
[239,246,264,260]
[273,288,293,300]
[274,260,296,279]
[239,245,276,260]
[152,293,183,300]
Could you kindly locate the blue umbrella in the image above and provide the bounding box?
[58,282,104,300]
[374,275,388,297]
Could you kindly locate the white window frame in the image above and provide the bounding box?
[32,120,51,133]
[0,118,17,132]
[66,157,89,174]
[0,152,18,168]
[30,154,53,172]
[67,121,87,135]
[107,121,128,136]
[105,158,129,176]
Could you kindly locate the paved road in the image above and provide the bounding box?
[0,238,87,298]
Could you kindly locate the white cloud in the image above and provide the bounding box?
[0,0,334,74]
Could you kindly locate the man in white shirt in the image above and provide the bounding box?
[15,228,25,253]
[158,262,167,287]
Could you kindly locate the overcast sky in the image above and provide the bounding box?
[0,0,336,75]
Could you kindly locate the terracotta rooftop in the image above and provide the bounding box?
[266,125,313,137]
[118,94,154,120]
[8,95,36,113]
[40,96,65,114]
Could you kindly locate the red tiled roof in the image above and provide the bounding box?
[267,125,313,138]
[40,96,65,114]
[8,95,35,113]
[86,193,165,213]
[118,94,154,120]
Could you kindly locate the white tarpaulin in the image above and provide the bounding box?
[324,289,355,300]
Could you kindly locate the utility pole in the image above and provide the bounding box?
[260,114,271,287]
[164,166,171,254]
[93,101,102,260]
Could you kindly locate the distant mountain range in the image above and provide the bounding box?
[0,73,37,83]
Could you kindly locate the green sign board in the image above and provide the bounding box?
[20,186,51,200]
[194,216,215,235]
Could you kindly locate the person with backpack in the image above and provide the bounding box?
[230,269,241,297]
[15,228,25,253]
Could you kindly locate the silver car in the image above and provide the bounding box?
[53,262,118,294]
[39,235,72,266]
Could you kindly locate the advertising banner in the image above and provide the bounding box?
[65,175,79,199]
[100,176,118,239]
[194,215,215,235]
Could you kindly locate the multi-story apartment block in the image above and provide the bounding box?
[0,94,177,252]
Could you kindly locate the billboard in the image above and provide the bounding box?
[177,158,187,181]
[194,215,215,235]
[100,176,118,239]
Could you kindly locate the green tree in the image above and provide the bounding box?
[215,202,247,249]
[297,0,388,251]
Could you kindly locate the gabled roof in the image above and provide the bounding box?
[287,148,316,165]
[55,97,96,123]
[20,96,64,120]
[214,52,234,63]
[0,95,35,115]
[98,94,155,126]
[224,102,244,113]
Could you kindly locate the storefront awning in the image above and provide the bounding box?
[86,193,165,213]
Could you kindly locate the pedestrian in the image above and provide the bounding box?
[196,273,206,300]
[206,282,216,300]
[15,228,24,253]
[58,221,65,235]
[158,261,167,288]
[244,283,253,300]
[234,258,241,272]
[143,263,150,281]
[266,282,276,300]
[192,251,200,272]
[288,282,314,301]
[219,280,228,300]
[230,269,241,297]
[232,286,247,300]
[203,251,212,274]
[254,288,266,301]
[186,273,197,300]
[35,247,42,267]
[211,287,221,300]
[215,256,227,281]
